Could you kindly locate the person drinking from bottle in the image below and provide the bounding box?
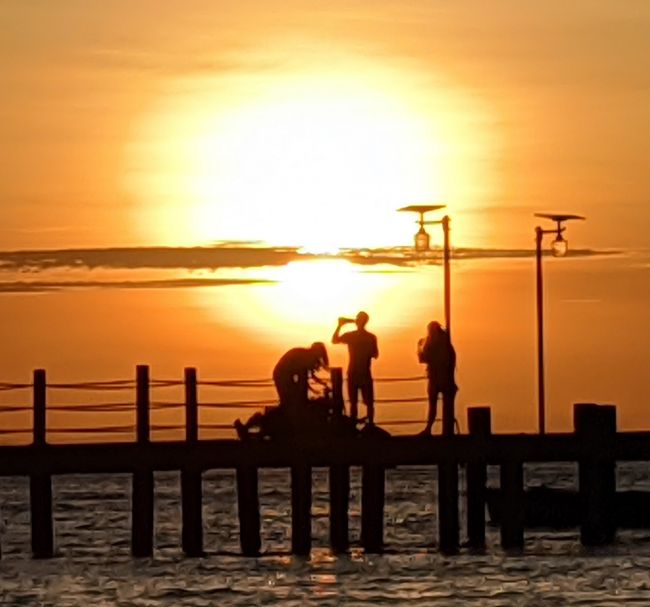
[332,311,379,425]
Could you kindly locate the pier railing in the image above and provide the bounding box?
[0,366,645,560]
[0,366,430,442]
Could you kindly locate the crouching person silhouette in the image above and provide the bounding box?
[235,342,329,439]
[418,321,457,436]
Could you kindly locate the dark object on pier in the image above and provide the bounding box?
[235,394,365,442]
[486,487,650,529]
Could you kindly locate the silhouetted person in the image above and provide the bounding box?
[332,311,379,424]
[235,342,329,439]
[272,341,329,409]
[418,321,457,436]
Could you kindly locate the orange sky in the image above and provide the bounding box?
[1,1,649,250]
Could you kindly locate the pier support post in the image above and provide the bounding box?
[31,369,53,559]
[361,465,384,553]
[236,465,261,556]
[329,464,349,553]
[181,367,203,557]
[438,460,459,554]
[291,462,312,556]
[500,461,524,549]
[329,367,349,553]
[331,368,344,417]
[467,407,491,549]
[132,365,154,557]
[575,403,617,546]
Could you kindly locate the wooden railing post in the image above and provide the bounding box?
[33,369,47,447]
[361,464,385,553]
[181,367,203,556]
[237,465,261,556]
[132,364,154,557]
[467,407,491,549]
[575,403,617,546]
[291,462,312,556]
[30,368,53,558]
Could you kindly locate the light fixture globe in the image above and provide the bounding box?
[551,235,568,257]
[415,227,430,252]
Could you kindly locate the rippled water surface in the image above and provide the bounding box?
[3,464,650,605]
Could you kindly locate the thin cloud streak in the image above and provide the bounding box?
[0,277,274,294]
[0,244,617,273]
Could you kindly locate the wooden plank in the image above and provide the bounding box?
[4,432,650,477]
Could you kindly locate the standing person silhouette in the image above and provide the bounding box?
[332,311,379,425]
[417,321,457,436]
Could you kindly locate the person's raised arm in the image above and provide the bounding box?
[332,317,346,344]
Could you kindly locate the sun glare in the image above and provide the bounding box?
[197,259,411,345]
[125,53,493,250]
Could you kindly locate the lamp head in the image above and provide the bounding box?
[551,233,568,257]
[534,212,585,257]
[398,205,446,252]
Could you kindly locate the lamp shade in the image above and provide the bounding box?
[551,237,568,257]
[415,228,430,252]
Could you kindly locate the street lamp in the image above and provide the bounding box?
[534,212,585,434]
[397,205,452,336]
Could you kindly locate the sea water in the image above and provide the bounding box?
[3,464,650,605]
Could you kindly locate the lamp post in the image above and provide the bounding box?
[397,205,452,337]
[534,213,585,434]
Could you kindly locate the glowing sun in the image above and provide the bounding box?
[125,54,489,250]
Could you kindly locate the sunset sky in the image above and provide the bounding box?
[2,1,649,252]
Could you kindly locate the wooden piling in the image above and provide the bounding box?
[331,368,344,417]
[291,462,312,556]
[575,403,617,546]
[361,464,385,553]
[329,464,349,553]
[467,407,491,548]
[329,367,349,552]
[181,367,203,556]
[500,461,524,549]
[132,365,154,557]
[30,369,53,558]
[236,465,261,556]
[438,461,459,554]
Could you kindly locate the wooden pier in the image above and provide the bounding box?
[0,366,647,558]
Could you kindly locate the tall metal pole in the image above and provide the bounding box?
[442,215,451,338]
[535,226,546,435]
